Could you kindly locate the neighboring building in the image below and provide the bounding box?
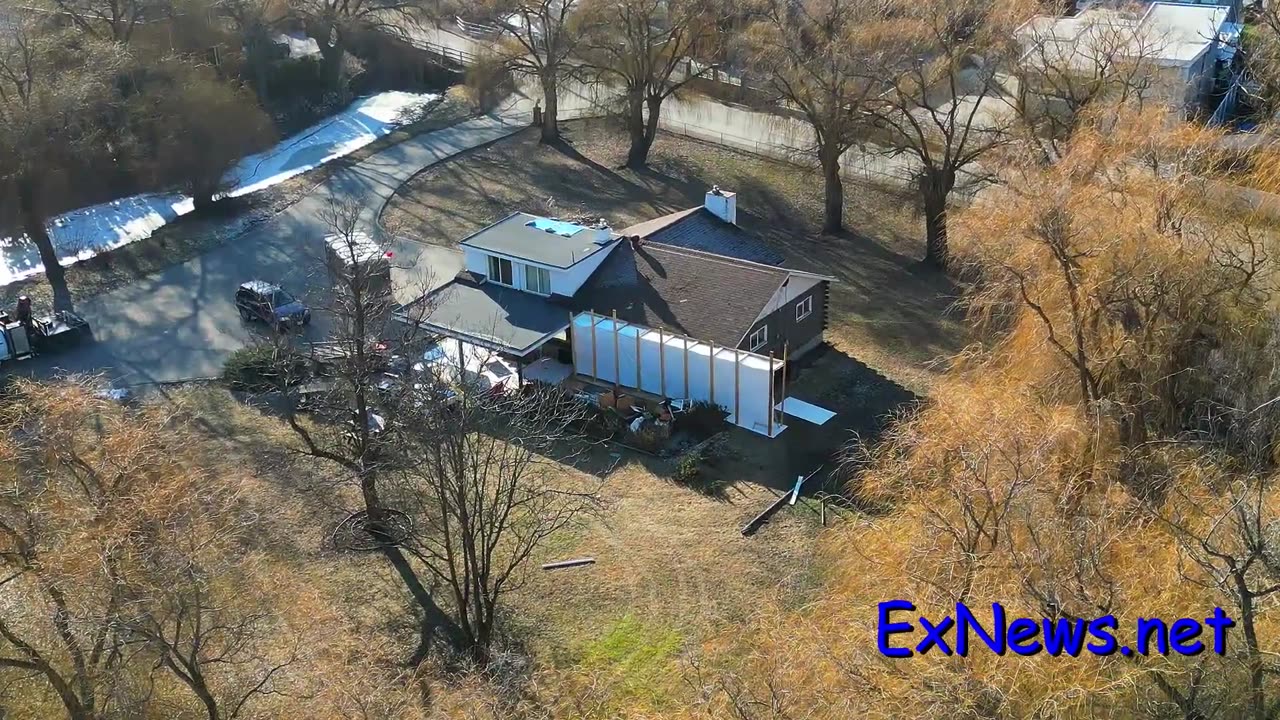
[395,189,834,437]
[1015,2,1238,118]
[1075,0,1242,23]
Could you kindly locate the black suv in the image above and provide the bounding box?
[235,281,311,330]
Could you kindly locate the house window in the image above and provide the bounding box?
[796,295,813,321]
[525,264,551,295]
[748,326,768,351]
[487,255,513,286]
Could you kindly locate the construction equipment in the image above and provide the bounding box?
[0,296,92,364]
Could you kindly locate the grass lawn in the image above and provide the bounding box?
[161,383,824,717]
[381,118,968,395]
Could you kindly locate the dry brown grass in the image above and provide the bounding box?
[156,385,822,716]
[381,119,967,394]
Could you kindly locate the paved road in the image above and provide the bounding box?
[8,110,527,386]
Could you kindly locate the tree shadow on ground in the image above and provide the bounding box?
[707,344,918,496]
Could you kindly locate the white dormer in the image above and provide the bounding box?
[458,212,622,297]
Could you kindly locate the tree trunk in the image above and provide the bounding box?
[626,95,663,169]
[246,34,273,105]
[540,73,559,143]
[820,149,844,234]
[923,189,948,269]
[309,21,344,93]
[623,91,645,167]
[921,170,955,269]
[1239,583,1265,720]
[17,176,73,312]
[192,186,217,212]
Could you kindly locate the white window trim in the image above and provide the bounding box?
[748,326,768,351]
[487,255,514,287]
[524,264,552,296]
[796,295,813,321]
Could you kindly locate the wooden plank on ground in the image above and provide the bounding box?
[542,558,596,570]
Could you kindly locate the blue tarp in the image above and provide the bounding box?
[528,218,586,237]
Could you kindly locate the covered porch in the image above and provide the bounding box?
[392,278,576,390]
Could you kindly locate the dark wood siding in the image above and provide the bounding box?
[735,281,829,360]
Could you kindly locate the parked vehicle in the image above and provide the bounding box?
[235,281,311,331]
[0,297,92,364]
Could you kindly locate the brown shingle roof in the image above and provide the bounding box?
[621,207,785,265]
[572,241,791,347]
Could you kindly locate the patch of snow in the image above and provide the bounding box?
[227,91,435,197]
[0,91,439,287]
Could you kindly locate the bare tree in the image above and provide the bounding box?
[0,379,305,720]
[1240,2,1280,122]
[483,0,588,143]
[137,59,276,209]
[578,0,724,167]
[865,0,1018,267]
[1156,473,1280,720]
[391,370,601,659]
[1011,5,1164,157]
[289,0,423,91]
[121,552,305,720]
[268,196,463,663]
[741,0,883,234]
[220,0,289,104]
[0,22,131,311]
[42,0,172,44]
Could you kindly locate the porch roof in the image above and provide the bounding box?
[397,278,570,355]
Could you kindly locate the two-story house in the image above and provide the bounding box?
[394,188,834,436]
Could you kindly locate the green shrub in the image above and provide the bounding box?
[675,401,729,440]
[674,449,702,483]
[222,345,308,392]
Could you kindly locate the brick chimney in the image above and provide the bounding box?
[704,185,737,225]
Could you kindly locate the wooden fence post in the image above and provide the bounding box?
[766,352,775,437]
[589,310,597,379]
[569,311,576,375]
[634,325,642,389]
[658,327,666,397]
[733,349,741,424]
[779,343,788,431]
[709,342,716,407]
[611,310,621,390]
[682,336,689,398]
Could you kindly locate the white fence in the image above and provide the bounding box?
[571,312,787,437]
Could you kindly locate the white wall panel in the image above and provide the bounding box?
[573,312,784,436]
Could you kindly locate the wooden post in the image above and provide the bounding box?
[589,311,598,379]
[634,325,642,389]
[766,352,775,437]
[658,327,666,397]
[733,349,740,424]
[820,497,827,527]
[779,343,789,431]
[709,342,716,407]
[611,310,621,390]
[569,311,577,375]
[682,336,690,398]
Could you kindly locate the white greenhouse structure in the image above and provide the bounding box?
[571,311,788,437]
